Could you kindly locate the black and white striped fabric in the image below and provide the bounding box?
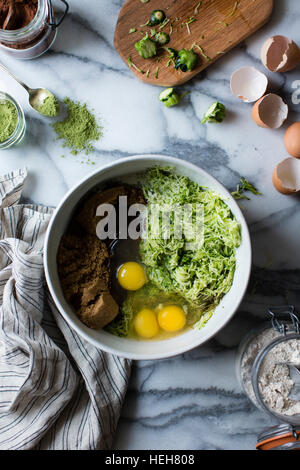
[0,169,131,450]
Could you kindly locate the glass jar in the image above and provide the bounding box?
[0,0,68,60]
[236,306,300,449]
[0,91,26,149]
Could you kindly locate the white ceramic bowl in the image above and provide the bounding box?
[44,155,252,360]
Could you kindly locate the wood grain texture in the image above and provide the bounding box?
[114,0,274,87]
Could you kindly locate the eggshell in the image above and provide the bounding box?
[252,94,288,129]
[272,158,300,194]
[230,67,268,103]
[261,35,300,73]
[284,122,300,158]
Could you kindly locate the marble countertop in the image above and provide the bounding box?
[1,0,300,451]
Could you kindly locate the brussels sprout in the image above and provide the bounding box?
[201,102,226,124]
[175,49,197,72]
[155,32,170,45]
[159,88,180,107]
[135,34,157,59]
[150,10,166,25]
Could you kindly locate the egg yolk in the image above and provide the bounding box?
[158,305,186,332]
[118,262,147,291]
[134,309,159,339]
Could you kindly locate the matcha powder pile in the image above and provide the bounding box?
[52,98,103,156]
[39,94,60,117]
[0,100,18,143]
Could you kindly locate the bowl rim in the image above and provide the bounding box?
[44,154,252,360]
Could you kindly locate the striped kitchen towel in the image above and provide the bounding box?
[0,168,131,450]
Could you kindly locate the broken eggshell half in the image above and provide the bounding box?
[252,93,288,129]
[284,122,300,159]
[261,35,300,73]
[230,67,268,103]
[273,158,300,195]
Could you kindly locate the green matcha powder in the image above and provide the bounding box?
[52,98,103,155]
[0,100,18,143]
[39,94,60,117]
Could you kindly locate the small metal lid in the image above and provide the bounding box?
[257,424,300,450]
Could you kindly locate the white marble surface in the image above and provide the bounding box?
[1,0,300,450]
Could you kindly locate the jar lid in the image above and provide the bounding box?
[257,424,300,450]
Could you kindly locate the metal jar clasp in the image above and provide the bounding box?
[268,305,300,335]
[47,0,69,28]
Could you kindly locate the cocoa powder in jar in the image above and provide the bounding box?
[0,0,38,30]
[0,0,53,51]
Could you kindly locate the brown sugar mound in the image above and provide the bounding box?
[57,232,118,329]
[57,184,145,330]
[76,185,145,235]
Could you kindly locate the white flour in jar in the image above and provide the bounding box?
[258,338,300,416]
[240,328,300,416]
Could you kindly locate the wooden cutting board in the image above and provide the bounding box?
[114,0,274,87]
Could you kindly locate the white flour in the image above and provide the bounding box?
[240,328,300,416]
[259,338,300,416]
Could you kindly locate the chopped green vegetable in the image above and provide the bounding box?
[105,295,134,338]
[218,21,229,27]
[140,0,149,3]
[186,17,196,24]
[128,56,145,74]
[155,66,159,79]
[194,309,214,330]
[135,34,157,59]
[183,17,196,35]
[139,167,241,311]
[159,88,189,107]
[159,88,180,107]
[165,48,177,67]
[175,48,197,72]
[155,31,170,45]
[194,1,202,14]
[231,191,250,201]
[216,21,229,31]
[129,27,137,34]
[192,43,211,61]
[240,178,262,196]
[232,178,262,200]
[164,47,177,61]
[229,1,239,17]
[159,18,170,30]
[150,10,166,25]
[201,102,226,124]
[159,88,174,101]
[140,20,152,27]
